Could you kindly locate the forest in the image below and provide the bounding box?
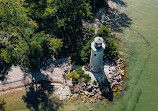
[0,0,117,74]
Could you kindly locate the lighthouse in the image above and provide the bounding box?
[90,37,105,72]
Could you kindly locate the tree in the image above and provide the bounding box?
[49,38,63,56]
[0,0,111,71]
[0,0,61,70]
[24,0,93,56]
[80,26,95,65]
[0,0,37,65]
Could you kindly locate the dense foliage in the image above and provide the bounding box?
[0,0,93,71]
[0,0,115,73]
[24,0,93,59]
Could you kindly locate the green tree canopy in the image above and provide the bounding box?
[24,0,93,55]
[0,0,63,70]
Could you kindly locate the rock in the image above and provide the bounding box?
[93,88,100,93]
[112,86,118,92]
[98,91,102,95]
[80,90,84,93]
[96,88,100,93]
[118,86,123,91]
[87,87,92,92]
[81,92,85,95]
[93,84,98,88]
[114,76,120,80]
[98,95,102,100]
[82,83,86,87]
[87,85,92,89]
[107,74,113,79]
[93,88,96,91]
[89,92,95,97]
[91,86,94,89]
[74,87,80,93]
[82,85,86,89]
[70,93,73,97]
[85,91,89,95]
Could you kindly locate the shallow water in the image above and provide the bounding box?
[100,0,158,111]
[62,0,158,111]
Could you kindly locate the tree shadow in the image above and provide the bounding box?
[111,0,127,7]
[0,64,12,81]
[94,0,109,12]
[104,8,132,33]
[22,80,63,111]
[0,99,6,111]
[94,7,132,33]
[108,8,132,32]
[41,58,69,73]
[91,71,113,101]
[21,61,64,111]
[40,57,78,79]
[22,68,52,86]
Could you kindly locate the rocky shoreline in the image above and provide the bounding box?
[63,57,126,102]
[63,0,127,102]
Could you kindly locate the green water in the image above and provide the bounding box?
[102,0,158,111]
[62,0,158,111]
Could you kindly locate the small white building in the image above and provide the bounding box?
[90,37,105,72]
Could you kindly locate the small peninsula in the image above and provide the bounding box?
[0,0,128,111]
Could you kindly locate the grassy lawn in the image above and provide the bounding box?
[0,90,28,111]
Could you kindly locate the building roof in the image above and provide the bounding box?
[94,37,104,44]
[91,36,105,51]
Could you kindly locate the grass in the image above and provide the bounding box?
[0,90,28,111]
[0,89,63,111]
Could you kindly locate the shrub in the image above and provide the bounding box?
[65,71,80,81]
[65,68,91,84]
[65,73,71,80]
[103,38,117,61]
[92,80,97,85]
[75,67,84,76]
[83,74,91,83]
[97,25,111,38]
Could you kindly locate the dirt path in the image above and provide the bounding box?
[0,58,74,99]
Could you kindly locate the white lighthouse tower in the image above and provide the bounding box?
[90,37,105,72]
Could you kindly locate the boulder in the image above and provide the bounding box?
[93,85,98,88]
[89,92,95,97]
[98,91,102,95]
[85,91,89,95]
[96,88,100,93]
[87,88,92,92]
